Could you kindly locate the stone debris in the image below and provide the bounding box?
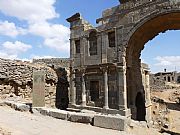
[169,90,180,104]
[3,101,30,112]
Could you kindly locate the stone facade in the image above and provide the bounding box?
[67,0,180,122]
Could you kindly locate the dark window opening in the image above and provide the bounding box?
[108,31,115,47]
[89,31,97,56]
[75,40,80,54]
[168,76,171,82]
[164,77,166,81]
[177,76,180,83]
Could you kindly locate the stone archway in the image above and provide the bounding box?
[125,11,180,121]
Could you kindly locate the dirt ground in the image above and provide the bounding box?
[0,88,179,135]
[0,105,132,135]
[0,105,163,135]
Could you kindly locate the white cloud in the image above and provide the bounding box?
[0,0,59,23]
[0,21,26,37]
[2,41,32,54]
[29,22,70,52]
[29,22,69,38]
[0,41,32,59]
[154,56,180,71]
[0,0,70,56]
[44,37,70,51]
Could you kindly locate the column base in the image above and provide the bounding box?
[103,106,109,110]
[118,108,131,117]
[68,103,76,108]
[145,103,152,123]
[81,102,86,107]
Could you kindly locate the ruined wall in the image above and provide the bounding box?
[33,58,70,69]
[0,58,58,107]
[151,96,170,130]
[150,74,166,90]
[150,72,180,90]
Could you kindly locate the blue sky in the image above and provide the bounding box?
[141,30,180,73]
[0,0,179,73]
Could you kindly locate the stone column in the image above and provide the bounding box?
[69,68,76,106]
[117,65,128,113]
[145,71,152,123]
[81,70,86,107]
[103,67,109,109]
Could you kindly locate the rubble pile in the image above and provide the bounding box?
[151,96,171,130]
[169,90,180,104]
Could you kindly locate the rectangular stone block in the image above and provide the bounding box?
[32,70,45,107]
[68,112,94,124]
[14,103,30,112]
[94,114,128,131]
[32,107,50,116]
[39,109,50,116]
[49,109,68,120]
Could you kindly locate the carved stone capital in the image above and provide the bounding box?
[117,66,126,73]
[100,66,108,73]
[80,67,86,75]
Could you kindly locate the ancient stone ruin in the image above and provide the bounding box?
[150,69,180,90]
[67,0,180,124]
[0,58,70,108]
[0,0,180,133]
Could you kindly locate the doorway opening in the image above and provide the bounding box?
[135,92,146,121]
[90,81,100,106]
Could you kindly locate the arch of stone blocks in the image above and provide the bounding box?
[125,9,180,120]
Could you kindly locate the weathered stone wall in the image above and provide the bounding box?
[151,96,170,130]
[150,74,166,90]
[0,58,58,107]
[150,72,180,90]
[33,58,70,69]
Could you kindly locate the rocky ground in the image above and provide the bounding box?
[151,88,180,134]
[0,127,11,135]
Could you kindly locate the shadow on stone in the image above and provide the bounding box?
[55,68,69,110]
